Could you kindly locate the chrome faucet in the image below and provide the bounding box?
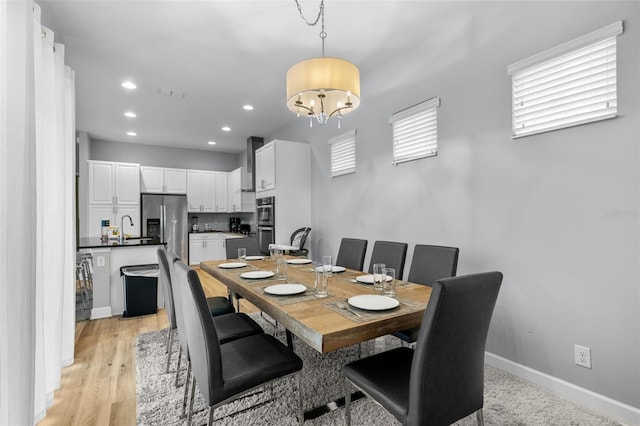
[120,215,133,243]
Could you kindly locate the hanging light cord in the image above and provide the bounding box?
[294,0,326,57]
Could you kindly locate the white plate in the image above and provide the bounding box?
[355,274,393,284]
[240,270,274,279]
[314,265,347,273]
[287,258,313,264]
[348,295,399,311]
[245,255,265,261]
[218,262,247,269]
[264,283,307,296]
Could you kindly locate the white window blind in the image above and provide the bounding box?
[329,129,356,177]
[508,21,623,138]
[389,97,440,165]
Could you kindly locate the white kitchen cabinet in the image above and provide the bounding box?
[188,233,225,265]
[255,142,275,192]
[87,204,140,238]
[86,161,141,238]
[140,166,187,194]
[227,167,256,212]
[214,172,228,212]
[187,170,216,213]
[88,161,140,205]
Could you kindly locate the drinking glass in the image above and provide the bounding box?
[373,263,385,292]
[322,255,333,278]
[237,248,246,263]
[383,267,396,297]
[315,267,328,298]
[275,257,288,281]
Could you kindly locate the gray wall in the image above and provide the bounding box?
[273,1,639,408]
[89,138,240,171]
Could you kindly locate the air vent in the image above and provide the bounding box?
[157,87,186,99]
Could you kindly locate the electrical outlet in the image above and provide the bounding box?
[96,255,105,267]
[575,345,592,369]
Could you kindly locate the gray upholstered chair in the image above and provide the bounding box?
[335,238,368,271]
[392,244,460,343]
[342,271,503,426]
[225,237,262,259]
[368,240,408,279]
[175,260,304,425]
[407,244,459,287]
[224,237,262,311]
[163,250,264,418]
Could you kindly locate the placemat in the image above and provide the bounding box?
[258,283,332,305]
[322,297,426,323]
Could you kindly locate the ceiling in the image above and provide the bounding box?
[39,1,465,153]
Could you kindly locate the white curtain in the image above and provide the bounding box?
[0,1,76,424]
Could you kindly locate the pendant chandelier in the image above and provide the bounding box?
[286,0,360,128]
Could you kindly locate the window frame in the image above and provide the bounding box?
[329,129,356,178]
[508,21,623,138]
[389,97,440,165]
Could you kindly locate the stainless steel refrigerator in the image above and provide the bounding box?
[141,193,188,261]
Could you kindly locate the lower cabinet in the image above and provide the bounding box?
[188,233,225,265]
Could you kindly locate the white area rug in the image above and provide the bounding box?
[136,314,621,425]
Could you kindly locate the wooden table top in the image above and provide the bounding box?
[200,257,431,353]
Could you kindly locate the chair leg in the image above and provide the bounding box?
[181,360,191,419]
[476,408,485,426]
[345,378,352,426]
[208,406,214,426]
[296,373,303,425]
[175,348,183,387]
[187,375,196,424]
[165,328,174,373]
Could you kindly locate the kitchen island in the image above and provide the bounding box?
[78,237,164,319]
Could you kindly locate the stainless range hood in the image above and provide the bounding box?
[242,136,264,191]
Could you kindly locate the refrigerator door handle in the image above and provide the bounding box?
[161,204,166,242]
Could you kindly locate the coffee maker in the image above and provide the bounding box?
[229,217,240,233]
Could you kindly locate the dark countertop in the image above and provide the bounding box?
[78,237,165,249]
[188,231,250,237]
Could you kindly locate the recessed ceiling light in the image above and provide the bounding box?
[208,141,216,145]
[126,131,137,136]
[243,105,254,111]
[124,111,137,118]
[121,81,136,90]
[221,126,231,132]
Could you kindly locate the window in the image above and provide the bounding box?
[508,21,623,138]
[389,97,440,165]
[329,129,356,177]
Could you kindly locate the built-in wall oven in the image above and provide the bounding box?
[256,196,274,254]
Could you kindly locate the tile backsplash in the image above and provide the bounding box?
[188,212,254,232]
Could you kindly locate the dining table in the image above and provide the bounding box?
[200,256,432,354]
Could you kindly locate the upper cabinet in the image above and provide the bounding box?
[140,166,187,194]
[88,161,140,205]
[187,170,229,213]
[187,170,216,213]
[214,171,228,212]
[228,167,255,212]
[255,142,276,192]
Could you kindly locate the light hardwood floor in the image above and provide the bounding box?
[39,268,258,426]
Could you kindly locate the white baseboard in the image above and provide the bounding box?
[90,306,112,320]
[485,352,640,426]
